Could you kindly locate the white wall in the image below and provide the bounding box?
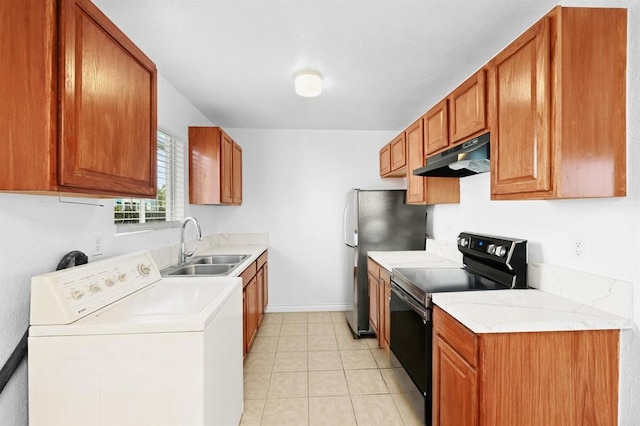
[428,1,640,422]
[0,74,214,426]
[213,128,404,310]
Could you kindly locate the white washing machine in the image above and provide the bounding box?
[28,252,243,426]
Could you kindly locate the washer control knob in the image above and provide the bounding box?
[138,264,151,276]
[487,244,496,255]
[117,273,128,282]
[105,278,116,287]
[495,246,507,257]
[89,284,102,293]
[71,290,85,300]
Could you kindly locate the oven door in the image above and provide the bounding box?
[390,282,432,400]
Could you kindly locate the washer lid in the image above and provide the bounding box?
[29,278,241,337]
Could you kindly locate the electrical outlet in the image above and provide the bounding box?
[569,235,585,260]
[93,233,104,256]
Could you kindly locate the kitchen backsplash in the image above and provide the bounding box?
[528,262,633,320]
[150,233,269,268]
[425,238,462,262]
[425,237,632,320]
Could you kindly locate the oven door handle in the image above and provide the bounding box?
[391,282,430,321]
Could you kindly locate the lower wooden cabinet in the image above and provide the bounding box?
[367,259,380,336]
[367,257,391,350]
[433,305,620,425]
[381,269,391,350]
[242,250,269,357]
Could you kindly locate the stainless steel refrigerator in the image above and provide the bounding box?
[343,189,427,336]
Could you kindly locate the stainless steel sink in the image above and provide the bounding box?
[190,255,250,265]
[160,254,250,277]
[164,264,235,276]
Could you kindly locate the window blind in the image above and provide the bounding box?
[114,130,185,227]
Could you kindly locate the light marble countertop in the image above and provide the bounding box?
[367,250,461,271]
[432,289,632,334]
[367,250,631,334]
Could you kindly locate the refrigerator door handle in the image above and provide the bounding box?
[344,205,358,246]
[343,205,350,245]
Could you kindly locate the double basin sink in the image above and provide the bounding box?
[160,254,250,277]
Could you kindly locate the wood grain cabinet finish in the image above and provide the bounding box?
[406,118,461,205]
[448,69,487,145]
[433,306,620,426]
[242,251,268,357]
[379,145,392,176]
[189,127,243,205]
[367,258,391,351]
[367,259,380,335]
[380,133,406,178]
[380,268,391,350]
[489,7,626,200]
[424,99,450,155]
[1,0,157,197]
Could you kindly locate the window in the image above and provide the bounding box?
[114,130,185,230]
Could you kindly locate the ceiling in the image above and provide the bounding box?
[94,0,559,131]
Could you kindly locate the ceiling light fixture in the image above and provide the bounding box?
[294,70,322,97]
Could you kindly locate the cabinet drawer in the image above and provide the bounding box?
[257,251,268,269]
[433,305,478,367]
[367,258,380,278]
[240,262,257,287]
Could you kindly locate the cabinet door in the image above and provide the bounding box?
[406,118,426,204]
[263,263,269,308]
[380,144,392,176]
[246,277,258,351]
[58,0,157,197]
[390,133,407,172]
[424,99,449,155]
[490,17,552,196]
[448,69,487,144]
[0,0,57,192]
[221,133,234,204]
[232,142,243,204]
[433,336,478,426]
[242,287,247,357]
[383,279,391,350]
[368,274,379,335]
[256,268,264,327]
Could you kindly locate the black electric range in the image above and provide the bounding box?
[388,232,527,425]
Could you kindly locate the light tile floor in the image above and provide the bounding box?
[240,311,424,426]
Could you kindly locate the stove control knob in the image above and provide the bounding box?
[105,278,116,287]
[138,264,151,276]
[71,290,85,300]
[495,246,507,257]
[89,284,102,293]
[458,237,469,248]
[117,273,128,282]
[487,244,496,255]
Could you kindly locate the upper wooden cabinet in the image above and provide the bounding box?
[448,69,487,145]
[489,7,627,200]
[433,306,620,425]
[380,133,406,177]
[0,0,157,197]
[406,118,460,205]
[424,99,449,156]
[423,69,487,157]
[189,127,243,205]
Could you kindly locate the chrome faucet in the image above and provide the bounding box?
[178,216,203,265]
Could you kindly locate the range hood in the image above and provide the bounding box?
[413,132,490,177]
